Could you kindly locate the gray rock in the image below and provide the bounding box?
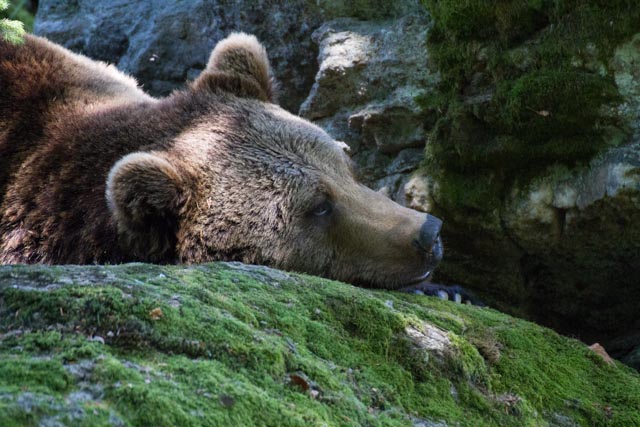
[612,33,640,137]
[300,13,438,155]
[410,418,448,427]
[405,323,452,361]
[547,413,579,427]
[622,345,640,370]
[34,0,425,114]
[34,0,324,112]
[503,141,640,251]
[405,134,640,354]
[298,9,437,201]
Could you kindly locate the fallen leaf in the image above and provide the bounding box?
[289,373,310,391]
[149,307,163,320]
[527,107,551,117]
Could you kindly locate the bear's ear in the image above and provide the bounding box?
[106,152,188,262]
[193,32,278,103]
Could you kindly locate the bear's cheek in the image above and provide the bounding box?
[315,218,418,285]
[285,223,334,268]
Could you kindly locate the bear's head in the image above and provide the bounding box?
[106,33,442,289]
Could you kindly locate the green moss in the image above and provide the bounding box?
[418,0,640,318]
[449,333,489,386]
[0,357,72,393]
[0,0,32,44]
[495,70,620,142]
[420,0,640,186]
[0,263,638,426]
[0,0,33,31]
[436,171,504,213]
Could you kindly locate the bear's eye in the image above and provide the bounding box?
[311,200,333,217]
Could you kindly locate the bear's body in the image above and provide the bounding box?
[0,34,442,289]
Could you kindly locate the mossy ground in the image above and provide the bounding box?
[0,263,638,426]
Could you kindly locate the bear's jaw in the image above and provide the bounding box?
[406,270,432,285]
[388,266,438,290]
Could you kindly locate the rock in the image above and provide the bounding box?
[589,343,615,366]
[623,345,640,371]
[409,138,640,360]
[299,9,438,197]
[1,262,639,425]
[33,0,321,112]
[410,418,448,427]
[612,33,640,137]
[405,323,451,362]
[299,10,436,142]
[609,333,640,371]
[548,413,580,427]
[33,0,425,113]
[503,140,640,251]
[403,29,640,360]
[496,140,639,348]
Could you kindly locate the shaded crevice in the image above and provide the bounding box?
[552,207,567,239]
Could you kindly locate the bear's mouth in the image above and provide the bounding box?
[406,270,431,285]
[394,270,433,291]
[351,269,433,290]
[397,236,443,288]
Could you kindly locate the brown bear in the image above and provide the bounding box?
[0,33,443,289]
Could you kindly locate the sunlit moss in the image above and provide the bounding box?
[0,263,638,426]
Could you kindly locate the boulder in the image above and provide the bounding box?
[299,11,438,196]
[1,263,639,426]
[33,0,421,113]
[405,32,640,361]
[491,140,640,345]
[34,0,325,112]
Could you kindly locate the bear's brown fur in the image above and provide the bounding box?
[0,33,442,288]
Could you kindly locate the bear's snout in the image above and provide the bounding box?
[415,215,443,263]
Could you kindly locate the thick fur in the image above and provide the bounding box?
[106,152,188,262]
[0,33,441,288]
[194,33,277,102]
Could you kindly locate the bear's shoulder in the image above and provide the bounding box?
[0,34,153,109]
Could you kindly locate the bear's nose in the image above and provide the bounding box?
[415,214,442,254]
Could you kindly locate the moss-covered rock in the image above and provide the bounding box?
[421,1,639,172]
[1,263,639,426]
[413,0,640,363]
